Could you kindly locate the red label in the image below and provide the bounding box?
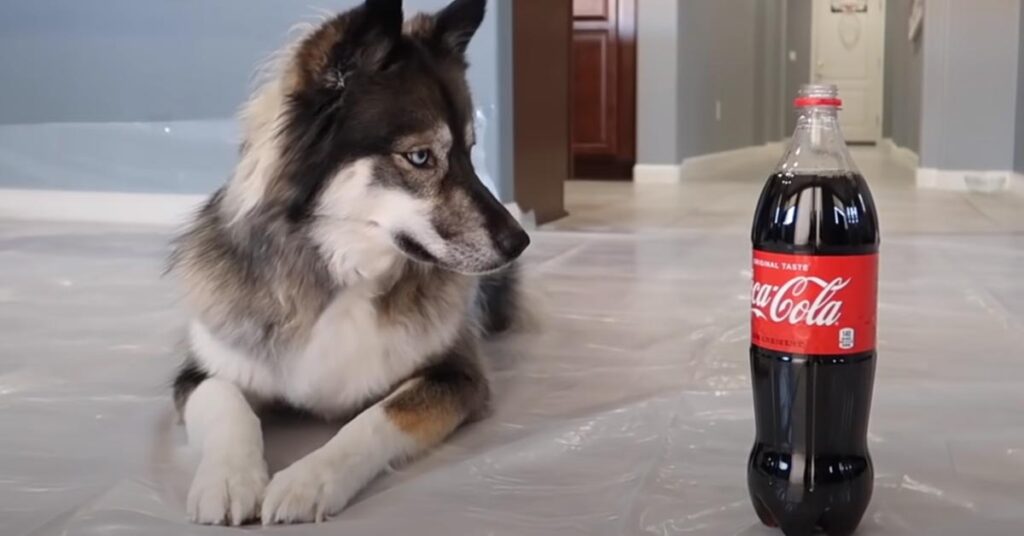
[751,250,877,355]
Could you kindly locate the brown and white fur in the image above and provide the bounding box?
[169,0,528,525]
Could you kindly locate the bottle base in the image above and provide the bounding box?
[751,495,778,528]
[750,493,867,536]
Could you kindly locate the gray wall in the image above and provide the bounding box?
[676,0,764,161]
[919,0,1022,170]
[754,0,787,145]
[636,0,681,165]
[1017,0,1024,173]
[784,0,813,135]
[0,0,513,199]
[0,0,289,124]
[883,0,924,154]
[786,0,1023,168]
[494,0,514,201]
[637,0,786,166]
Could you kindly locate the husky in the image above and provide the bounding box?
[168,0,528,525]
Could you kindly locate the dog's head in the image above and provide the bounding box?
[251,0,527,276]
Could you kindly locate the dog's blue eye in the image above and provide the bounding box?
[404,150,432,168]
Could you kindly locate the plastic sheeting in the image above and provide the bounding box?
[2,222,1024,535]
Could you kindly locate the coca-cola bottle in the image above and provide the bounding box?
[747,84,880,536]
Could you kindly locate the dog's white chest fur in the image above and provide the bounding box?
[190,282,465,416]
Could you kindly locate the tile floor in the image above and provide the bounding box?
[3,147,1024,535]
[549,146,1024,235]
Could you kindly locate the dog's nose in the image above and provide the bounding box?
[496,228,530,259]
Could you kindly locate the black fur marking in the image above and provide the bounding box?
[173,356,209,413]
[419,345,489,411]
[433,0,487,55]
[169,191,338,358]
[325,1,403,87]
[279,89,364,223]
[278,57,452,222]
[476,263,520,335]
[395,232,439,263]
[385,330,490,424]
[364,0,404,34]
[451,150,526,259]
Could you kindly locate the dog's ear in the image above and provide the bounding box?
[333,0,404,74]
[360,0,404,48]
[432,0,486,55]
[293,0,404,91]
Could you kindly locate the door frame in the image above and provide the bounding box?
[571,0,637,179]
[809,0,886,143]
[512,0,571,223]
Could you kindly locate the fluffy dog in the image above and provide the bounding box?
[169,0,528,524]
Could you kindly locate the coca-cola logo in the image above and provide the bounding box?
[751,276,850,326]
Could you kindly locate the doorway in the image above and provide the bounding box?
[570,0,637,179]
[810,0,886,143]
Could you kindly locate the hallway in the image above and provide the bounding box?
[549,146,1024,234]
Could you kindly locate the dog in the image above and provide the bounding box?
[168,0,529,525]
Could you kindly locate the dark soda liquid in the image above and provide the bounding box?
[748,172,879,536]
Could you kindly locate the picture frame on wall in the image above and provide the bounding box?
[908,0,924,41]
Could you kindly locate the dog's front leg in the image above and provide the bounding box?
[261,349,488,524]
[184,378,269,525]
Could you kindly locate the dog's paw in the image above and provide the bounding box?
[187,456,269,526]
[261,455,357,525]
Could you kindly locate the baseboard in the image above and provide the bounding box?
[0,188,206,225]
[1013,173,1024,193]
[915,168,1014,192]
[632,164,681,184]
[635,142,784,184]
[881,138,920,169]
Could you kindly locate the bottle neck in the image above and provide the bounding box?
[776,106,858,175]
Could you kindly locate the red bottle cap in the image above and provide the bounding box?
[794,97,843,107]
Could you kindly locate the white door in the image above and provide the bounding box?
[811,0,886,142]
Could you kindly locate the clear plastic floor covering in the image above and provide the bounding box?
[4,148,1024,535]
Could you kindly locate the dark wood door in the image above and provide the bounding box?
[512,0,571,223]
[571,0,636,179]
